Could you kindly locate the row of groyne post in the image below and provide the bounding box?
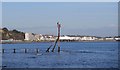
[1,48,40,53]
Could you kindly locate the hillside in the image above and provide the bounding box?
[1,28,25,40]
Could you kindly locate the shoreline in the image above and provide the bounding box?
[0,40,119,44]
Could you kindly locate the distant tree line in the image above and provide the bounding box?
[1,27,25,40]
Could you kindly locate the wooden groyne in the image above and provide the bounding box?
[1,48,40,53]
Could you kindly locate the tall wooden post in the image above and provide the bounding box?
[57,22,61,52]
[51,22,61,52]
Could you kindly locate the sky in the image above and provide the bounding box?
[2,2,118,37]
[1,0,120,2]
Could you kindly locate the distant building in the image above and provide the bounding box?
[115,37,120,41]
[25,33,45,41]
[42,35,55,41]
[60,36,71,40]
[66,35,81,41]
[105,37,114,41]
[24,33,117,41]
[59,35,96,41]
[25,33,35,41]
[81,36,96,41]
[34,34,43,41]
[96,37,105,41]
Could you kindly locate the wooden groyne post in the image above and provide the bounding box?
[46,45,52,52]
[13,49,16,53]
[57,22,61,52]
[36,48,39,53]
[51,38,58,52]
[2,49,4,53]
[24,49,27,53]
[51,22,61,52]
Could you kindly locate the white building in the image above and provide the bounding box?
[59,35,96,41]
[25,33,44,41]
[42,35,55,41]
[67,36,81,41]
[34,34,43,41]
[59,36,71,40]
[25,33,35,41]
[81,36,96,41]
[115,37,120,41]
[105,37,114,40]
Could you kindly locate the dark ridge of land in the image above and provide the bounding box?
[0,27,25,40]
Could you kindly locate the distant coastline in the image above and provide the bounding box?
[1,27,120,44]
[1,40,119,44]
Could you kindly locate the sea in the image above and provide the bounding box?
[1,42,119,68]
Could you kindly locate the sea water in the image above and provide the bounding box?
[1,42,118,68]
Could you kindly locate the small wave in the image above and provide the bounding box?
[62,50,112,54]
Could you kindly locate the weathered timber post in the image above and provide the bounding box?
[46,45,52,52]
[13,49,16,53]
[36,48,39,53]
[51,22,61,52]
[51,38,58,52]
[2,49,4,53]
[57,22,61,52]
[24,49,27,53]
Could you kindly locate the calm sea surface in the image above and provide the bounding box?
[2,42,118,68]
